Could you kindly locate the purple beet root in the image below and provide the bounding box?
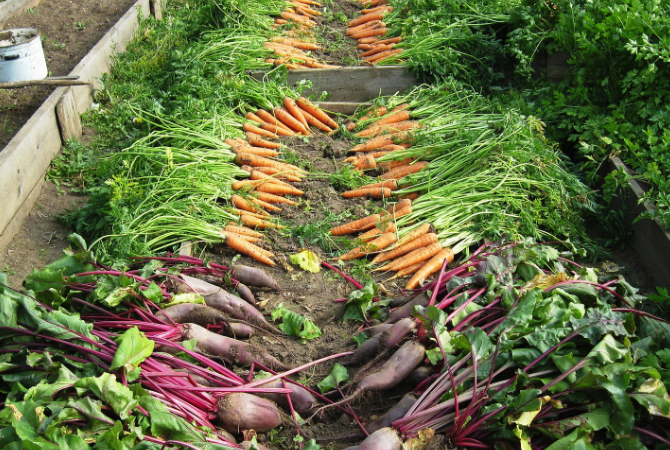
[233,282,255,304]
[385,292,429,324]
[231,264,279,290]
[217,392,281,434]
[158,303,254,338]
[347,318,416,366]
[255,378,318,412]
[357,427,402,450]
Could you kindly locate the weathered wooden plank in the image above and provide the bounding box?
[151,0,163,20]
[0,0,149,247]
[56,88,82,141]
[251,66,418,103]
[0,0,41,28]
[0,171,45,252]
[606,156,670,289]
[68,0,150,115]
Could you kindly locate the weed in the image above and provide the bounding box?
[334,12,347,24]
[1,264,16,276]
[50,40,67,50]
[329,164,374,191]
[75,21,87,31]
[26,7,35,13]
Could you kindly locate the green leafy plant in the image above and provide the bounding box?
[271,303,322,343]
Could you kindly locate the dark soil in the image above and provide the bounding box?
[0,0,139,150]
[312,0,362,65]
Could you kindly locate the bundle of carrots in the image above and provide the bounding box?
[329,200,452,288]
[347,2,404,65]
[267,0,341,70]
[342,103,427,187]
[223,97,340,266]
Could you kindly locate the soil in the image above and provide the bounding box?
[0,0,139,150]
[312,0,362,65]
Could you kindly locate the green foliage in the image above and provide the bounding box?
[316,363,349,393]
[271,303,322,343]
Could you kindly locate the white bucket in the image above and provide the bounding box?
[0,28,48,83]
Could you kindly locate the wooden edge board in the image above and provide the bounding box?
[314,102,368,116]
[249,66,418,103]
[0,0,152,250]
[607,156,670,289]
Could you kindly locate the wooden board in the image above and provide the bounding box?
[56,88,82,141]
[0,0,41,28]
[606,156,670,289]
[0,0,150,247]
[251,66,418,103]
[315,101,368,116]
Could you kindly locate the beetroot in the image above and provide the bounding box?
[231,264,279,290]
[158,304,254,338]
[233,282,255,304]
[354,341,425,396]
[183,323,288,371]
[176,275,274,331]
[357,427,402,450]
[385,292,429,324]
[255,378,318,413]
[347,318,416,366]
[217,392,281,433]
[365,392,416,435]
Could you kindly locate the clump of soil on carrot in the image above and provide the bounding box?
[312,0,362,65]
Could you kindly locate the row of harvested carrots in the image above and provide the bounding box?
[341,103,426,199]
[221,97,340,266]
[348,1,404,65]
[329,200,454,289]
[266,0,340,69]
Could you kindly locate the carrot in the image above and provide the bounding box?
[235,153,305,175]
[341,187,392,199]
[224,224,263,238]
[275,18,288,24]
[225,234,275,266]
[375,36,403,46]
[361,5,393,13]
[365,48,404,63]
[384,198,412,215]
[230,208,269,220]
[254,191,298,205]
[348,105,388,131]
[360,43,395,58]
[337,232,397,261]
[363,179,399,190]
[232,179,266,191]
[294,0,321,5]
[248,119,296,137]
[345,121,357,131]
[354,154,377,171]
[406,248,454,289]
[380,161,428,180]
[374,144,407,153]
[264,42,307,57]
[378,157,417,172]
[219,230,262,243]
[357,221,396,242]
[289,58,341,69]
[376,242,443,272]
[298,107,333,133]
[390,261,425,279]
[283,97,310,131]
[267,58,303,70]
[356,120,420,138]
[249,170,295,189]
[240,214,286,229]
[347,20,382,36]
[232,194,271,216]
[255,182,304,197]
[290,3,321,16]
[274,106,309,134]
[232,146,280,158]
[397,192,419,201]
[248,196,282,212]
[368,109,411,128]
[349,11,385,28]
[349,27,388,40]
[280,11,316,25]
[296,97,339,129]
[245,133,283,149]
[358,36,378,44]
[256,109,294,133]
[247,165,302,182]
[371,233,438,264]
[246,112,268,126]
[372,49,404,64]
[349,132,409,153]
[330,214,381,236]
[395,223,430,247]
[243,122,280,139]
